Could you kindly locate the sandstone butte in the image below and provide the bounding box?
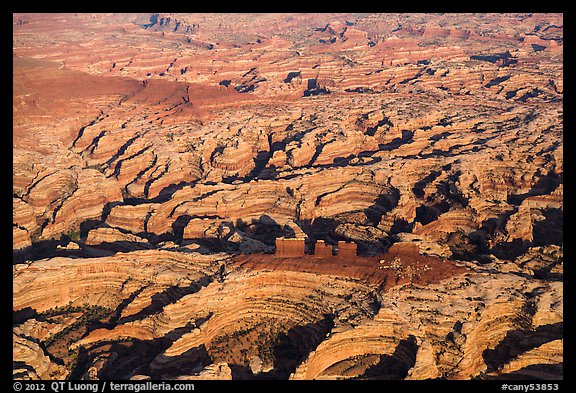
[13,13,562,381]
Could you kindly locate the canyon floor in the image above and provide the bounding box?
[12,13,563,380]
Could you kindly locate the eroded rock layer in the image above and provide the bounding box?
[13,13,562,380]
[13,252,562,380]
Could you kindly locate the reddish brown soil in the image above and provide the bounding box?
[230,252,468,290]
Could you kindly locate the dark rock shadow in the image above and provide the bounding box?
[148,344,212,379]
[13,361,40,378]
[118,276,213,324]
[13,238,87,264]
[484,363,563,380]
[92,323,209,379]
[84,240,154,254]
[390,218,413,234]
[177,215,294,254]
[365,190,400,227]
[268,314,335,379]
[532,208,563,247]
[507,171,561,206]
[171,214,193,243]
[447,230,482,261]
[482,322,563,374]
[13,307,39,325]
[229,364,255,380]
[468,210,519,257]
[490,238,532,261]
[360,335,418,379]
[244,215,295,246]
[378,130,414,151]
[414,201,450,225]
[297,217,390,257]
[412,171,442,198]
[297,217,342,247]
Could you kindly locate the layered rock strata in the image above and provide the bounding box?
[13,12,563,380]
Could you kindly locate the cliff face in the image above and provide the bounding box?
[275,238,306,257]
[13,12,562,380]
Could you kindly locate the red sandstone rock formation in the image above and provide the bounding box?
[275,237,306,257]
[13,12,563,380]
[388,242,420,257]
[337,241,358,258]
[314,240,333,258]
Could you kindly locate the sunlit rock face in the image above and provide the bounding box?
[13,12,562,380]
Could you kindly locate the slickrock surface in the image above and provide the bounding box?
[13,13,562,380]
[291,270,562,380]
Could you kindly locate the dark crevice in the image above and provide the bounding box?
[412,171,442,198]
[260,315,335,380]
[483,363,562,380]
[307,139,333,167]
[246,150,272,180]
[126,179,200,206]
[143,161,170,198]
[87,321,210,379]
[110,145,153,179]
[364,116,393,136]
[414,201,450,226]
[118,276,213,324]
[103,133,144,169]
[72,112,105,148]
[507,170,561,205]
[49,179,79,224]
[359,335,418,379]
[168,189,223,218]
[483,322,563,374]
[85,130,107,155]
[484,75,511,88]
[398,68,425,85]
[108,284,151,325]
[124,154,158,197]
[21,171,58,200]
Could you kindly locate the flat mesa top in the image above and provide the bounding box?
[230,252,468,288]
